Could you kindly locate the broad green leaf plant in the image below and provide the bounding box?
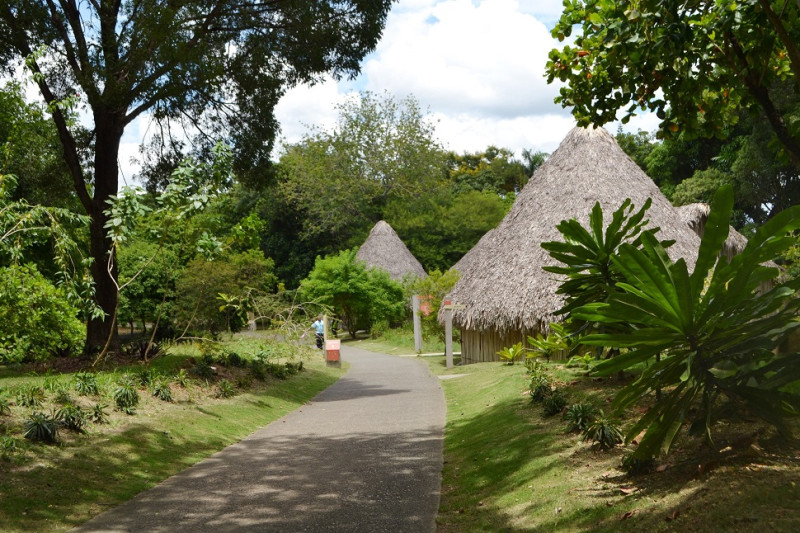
[541,198,672,357]
[574,186,800,460]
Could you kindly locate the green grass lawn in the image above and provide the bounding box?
[363,328,800,532]
[0,333,344,533]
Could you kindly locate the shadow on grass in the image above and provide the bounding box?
[438,389,800,532]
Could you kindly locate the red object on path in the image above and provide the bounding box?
[325,339,341,363]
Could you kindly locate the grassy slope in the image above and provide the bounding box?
[417,355,800,532]
[0,338,344,533]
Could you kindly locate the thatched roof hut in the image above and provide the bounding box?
[356,220,427,282]
[676,203,748,260]
[446,126,702,363]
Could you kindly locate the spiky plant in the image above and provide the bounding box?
[74,371,99,396]
[113,375,140,414]
[55,404,87,432]
[151,378,173,402]
[583,413,623,450]
[89,403,109,424]
[23,412,60,443]
[216,379,236,398]
[16,385,44,408]
[564,402,598,432]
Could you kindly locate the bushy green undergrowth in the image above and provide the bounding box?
[418,355,800,532]
[0,332,343,532]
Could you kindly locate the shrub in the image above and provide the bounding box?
[0,264,84,363]
[621,452,655,475]
[16,385,44,408]
[55,404,87,432]
[123,340,164,361]
[113,376,140,414]
[135,367,155,387]
[0,395,10,415]
[250,360,267,381]
[0,436,22,459]
[227,351,246,368]
[74,371,99,396]
[23,411,60,443]
[564,402,598,433]
[216,379,236,398]
[151,378,173,402]
[89,403,109,424]
[194,359,215,380]
[53,387,73,405]
[542,388,568,416]
[235,375,254,389]
[583,413,624,450]
[174,369,190,388]
[529,375,551,403]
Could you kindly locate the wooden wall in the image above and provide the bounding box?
[460,328,570,364]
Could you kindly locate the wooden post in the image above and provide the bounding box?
[412,295,422,353]
[323,313,329,341]
[444,300,454,370]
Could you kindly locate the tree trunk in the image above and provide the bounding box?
[85,113,124,353]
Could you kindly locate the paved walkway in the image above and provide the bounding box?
[75,345,446,532]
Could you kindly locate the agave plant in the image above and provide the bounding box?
[113,375,140,414]
[583,413,623,450]
[23,412,59,443]
[564,402,598,432]
[574,186,800,459]
[55,404,87,432]
[74,371,99,396]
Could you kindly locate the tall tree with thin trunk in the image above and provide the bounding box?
[0,0,392,350]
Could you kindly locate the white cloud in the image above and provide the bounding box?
[275,0,580,159]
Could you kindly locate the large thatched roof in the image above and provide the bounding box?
[446,126,702,333]
[356,220,427,281]
[676,203,748,260]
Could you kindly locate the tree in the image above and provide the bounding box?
[278,91,448,251]
[0,82,77,210]
[446,146,530,194]
[0,1,392,350]
[385,189,508,272]
[299,249,405,338]
[546,0,800,169]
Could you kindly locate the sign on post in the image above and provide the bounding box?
[441,300,464,369]
[412,295,422,353]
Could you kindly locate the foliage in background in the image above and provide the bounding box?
[0,264,84,363]
[278,92,448,252]
[407,268,460,343]
[575,186,800,460]
[546,0,800,170]
[299,249,405,337]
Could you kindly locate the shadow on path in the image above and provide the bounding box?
[75,346,445,532]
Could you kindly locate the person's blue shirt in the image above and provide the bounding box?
[312,319,325,335]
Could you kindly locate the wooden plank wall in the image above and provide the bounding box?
[460,328,569,364]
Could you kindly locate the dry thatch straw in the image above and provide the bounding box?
[676,203,748,261]
[356,220,427,282]
[445,126,702,336]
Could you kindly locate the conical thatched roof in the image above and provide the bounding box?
[446,126,701,333]
[356,220,427,281]
[676,203,748,260]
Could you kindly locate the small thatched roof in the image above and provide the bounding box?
[356,220,427,281]
[676,203,748,260]
[446,126,702,333]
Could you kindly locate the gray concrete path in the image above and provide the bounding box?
[74,345,446,532]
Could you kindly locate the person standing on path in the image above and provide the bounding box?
[312,315,325,349]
